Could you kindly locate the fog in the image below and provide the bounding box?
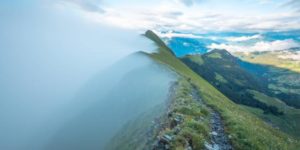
[43,54,175,150]
[0,2,175,150]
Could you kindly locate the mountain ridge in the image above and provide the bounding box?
[142,30,300,149]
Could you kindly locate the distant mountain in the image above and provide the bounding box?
[180,49,300,138]
[160,30,300,58]
[181,49,284,115]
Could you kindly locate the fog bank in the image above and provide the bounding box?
[0,2,174,150]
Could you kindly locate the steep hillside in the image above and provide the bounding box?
[181,50,283,115]
[143,30,300,149]
[180,49,300,138]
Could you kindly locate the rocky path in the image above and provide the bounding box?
[205,111,233,150]
[191,86,233,150]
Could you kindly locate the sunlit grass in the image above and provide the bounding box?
[234,51,300,73]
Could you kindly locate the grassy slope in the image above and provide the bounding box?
[106,78,212,150]
[241,104,300,139]
[181,50,285,115]
[243,90,300,138]
[157,79,211,150]
[144,30,300,150]
[248,90,286,111]
[181,50,300,138]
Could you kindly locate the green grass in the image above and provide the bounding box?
[248,90,285,110]
[215,72,228,83]
[167,79,210,150]
[241,90,300,138]
[207,52,222,59]
[106,77,211,150]
[182,55,204,65]
[240,104,300,138]
[181,49,284,115]
[144,30,300,150]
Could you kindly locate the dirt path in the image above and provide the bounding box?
[191,86,233,150]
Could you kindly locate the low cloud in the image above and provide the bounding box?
[208,39,300,52]
[225,34,263,42]
[278,51,300,60]
[155,30,204,39]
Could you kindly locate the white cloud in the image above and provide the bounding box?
[208,39,300,52]
[56,0,300,33]
[278,51,300,60]
[154,30,205,39]
[225,34,263,42]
